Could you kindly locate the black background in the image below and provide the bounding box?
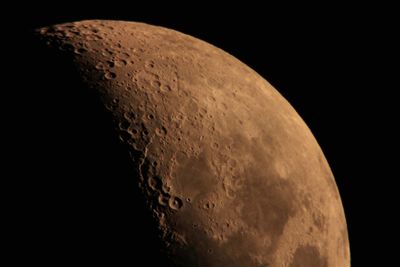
[5,2,395,266]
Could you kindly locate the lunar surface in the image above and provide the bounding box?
[35,20,350,266]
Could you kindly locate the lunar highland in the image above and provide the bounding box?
[36,20,350,267]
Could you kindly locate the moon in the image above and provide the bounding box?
[36,20,350,266]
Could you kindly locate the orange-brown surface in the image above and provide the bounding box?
[37,20,350,266]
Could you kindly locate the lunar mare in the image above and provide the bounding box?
[36,20,350,266]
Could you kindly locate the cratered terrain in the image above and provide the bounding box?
[35,20,350,267]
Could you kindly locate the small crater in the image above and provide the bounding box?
[74,47,87,55]
[228,158,237,167]
[155,126,167,136]
[204,202,215,209]
[207,249,213,254]
[225,188,236,199]
[162,184,171,193]
[129,128,139,135]
[158,194,170,206]
[119,131,132,143]
[95,62,105,70]
[106,60,115,68]
[124,112,137,121]
[145,60,155,68]
[119,120,130,130]
[151,80,161,88]
[115,58,128,67]
[120,52,130,59]
[169,197,183,210]
[104,48,114,56]
[148,177,159,190]
[142,128,149,136]
[148,114,155,120]
[104,71,117,80]
[160,84,172,91]
[59,43,74,52]
[105,103,115,111]
[38,28,48,34]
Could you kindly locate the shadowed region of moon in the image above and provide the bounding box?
[33,20,350,266]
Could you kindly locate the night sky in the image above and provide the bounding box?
[5,3,394,266]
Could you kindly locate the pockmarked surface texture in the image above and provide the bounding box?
[37,20,350,267]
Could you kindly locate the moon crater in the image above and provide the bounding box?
[36,20,350,267]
